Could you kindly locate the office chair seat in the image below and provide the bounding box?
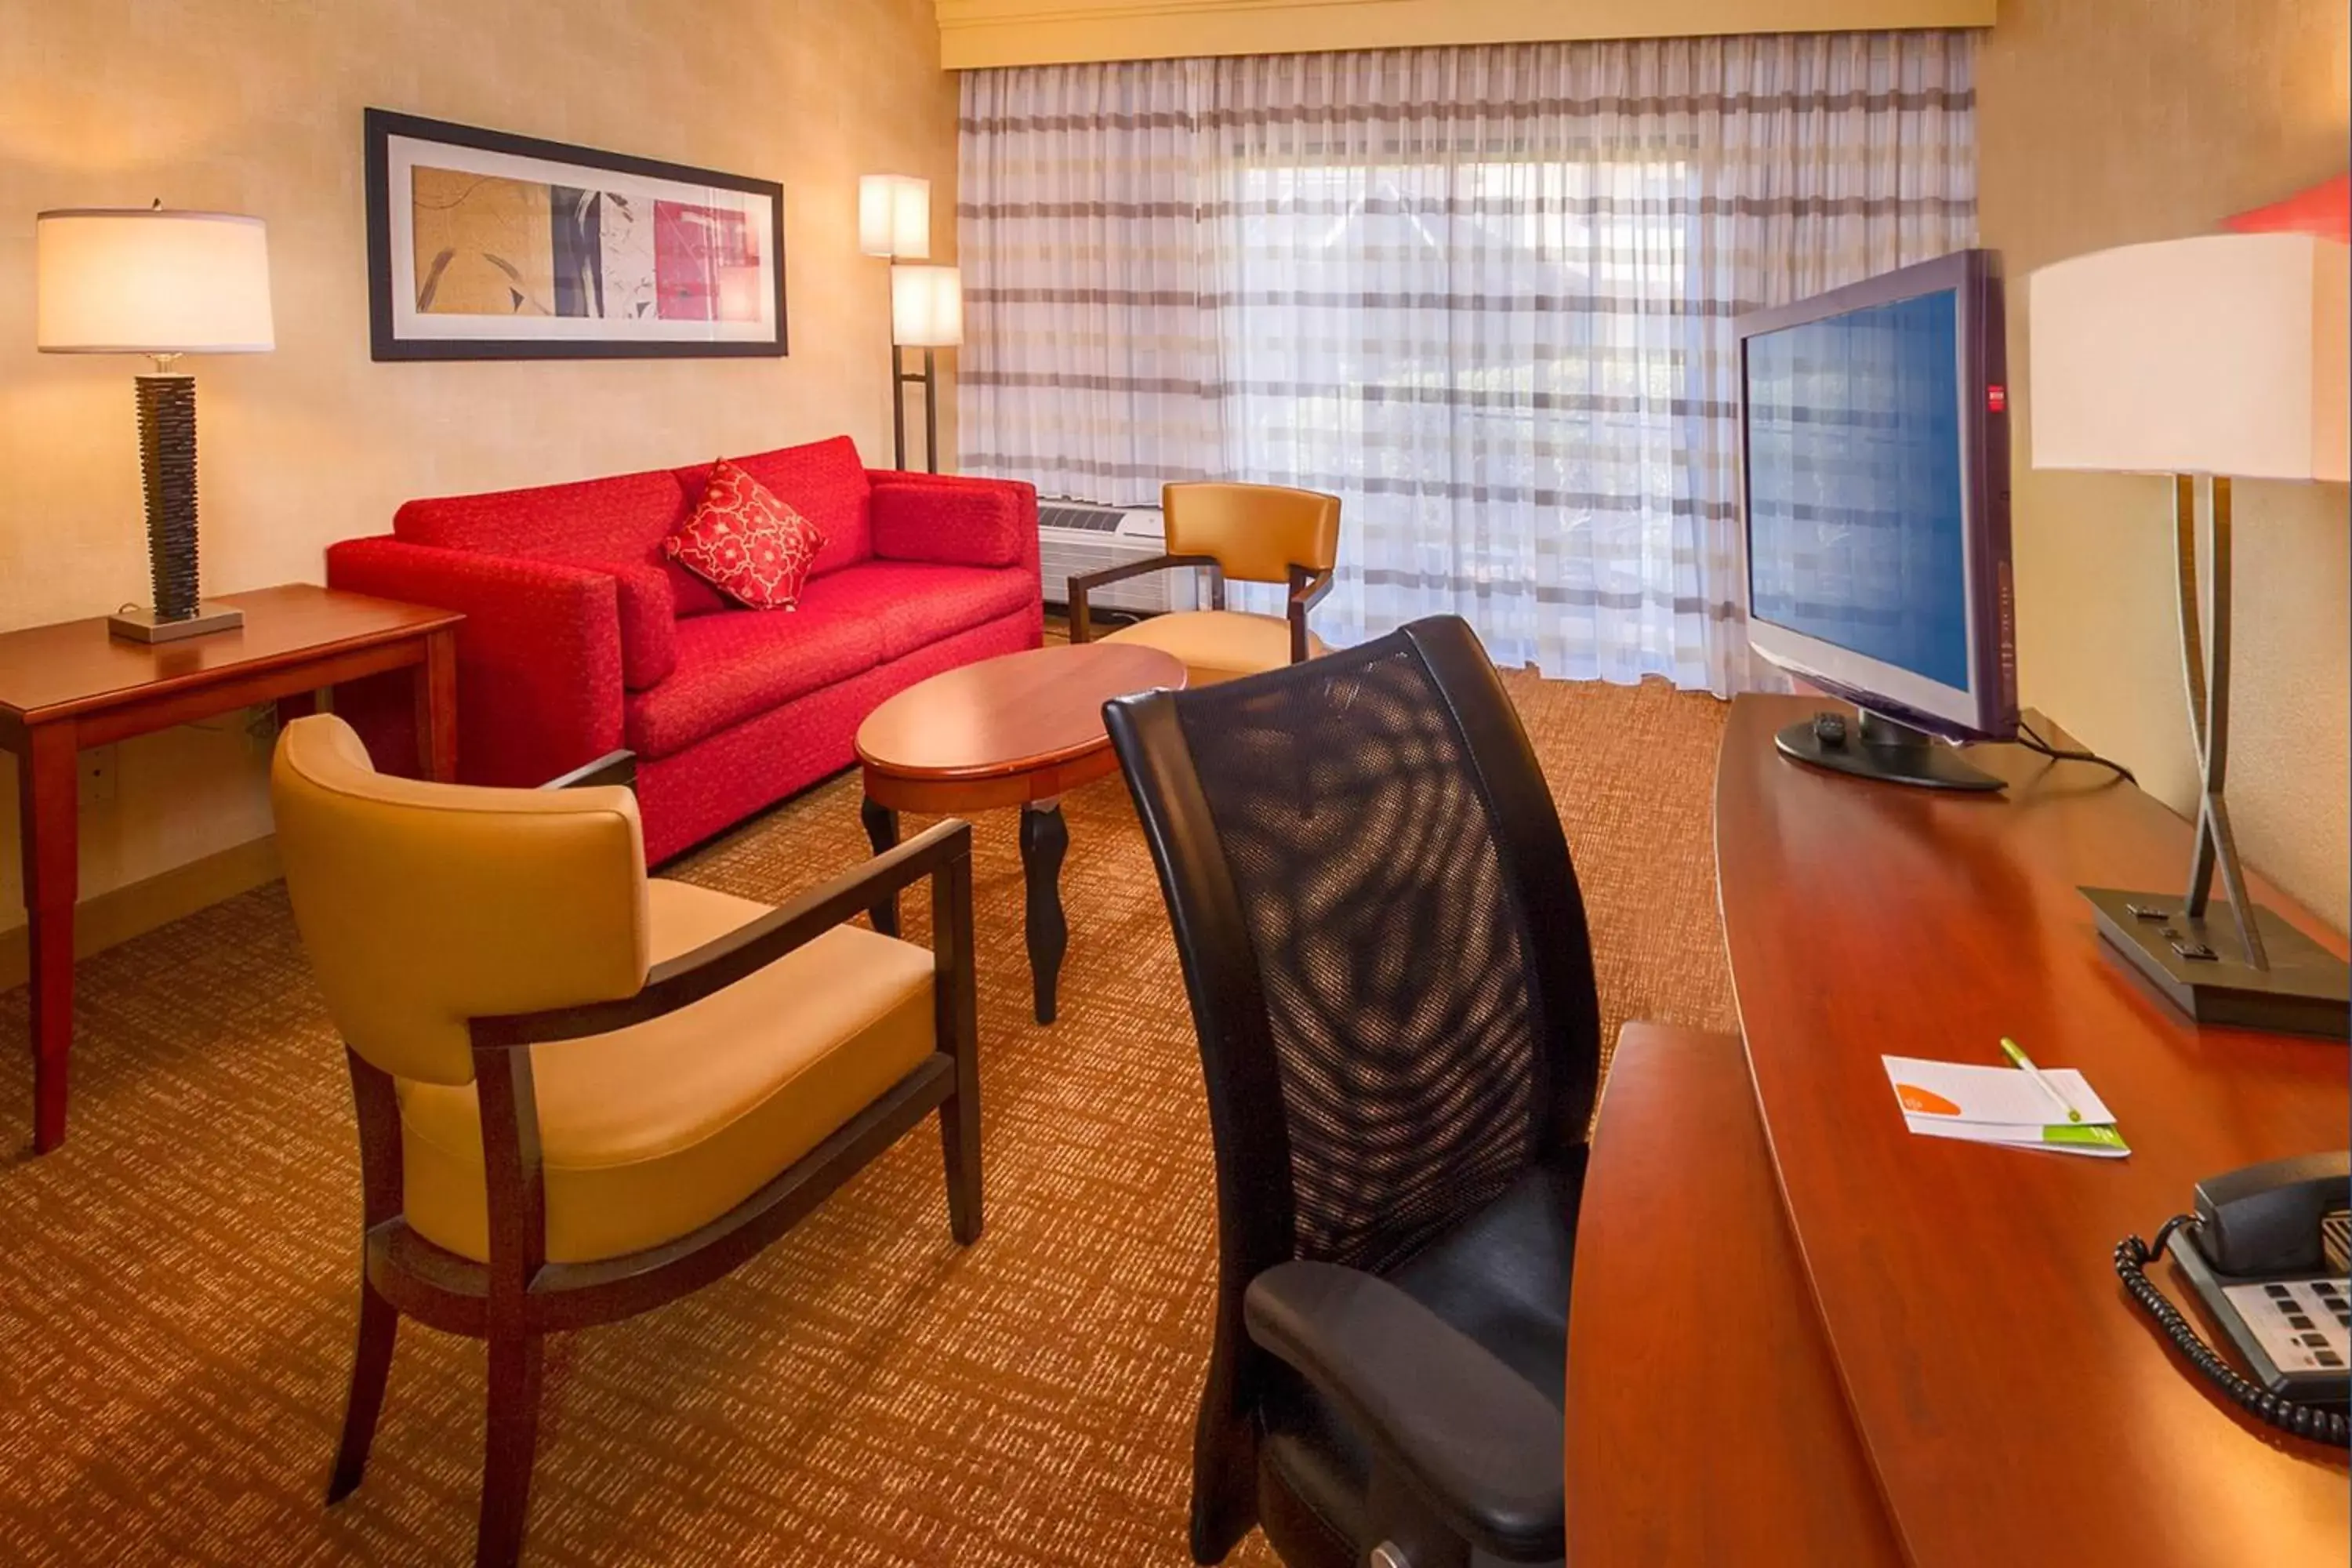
[1258,1165,1577,1568]
[1102,608,1332,686]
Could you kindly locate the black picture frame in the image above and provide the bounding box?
[364,107,788,361]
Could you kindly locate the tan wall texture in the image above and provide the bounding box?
[1978,0,2351,931]
[0,0,959,935]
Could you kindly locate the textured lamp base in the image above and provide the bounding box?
[107,602,245,644]
[2083,887,2350,1039]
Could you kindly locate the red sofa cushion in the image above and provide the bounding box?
[677,435,873,585]
[625,602,881,759]
[797,561,1040,661]
[869,472,1032,568]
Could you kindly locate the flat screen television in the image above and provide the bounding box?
[1737,248,2016,790]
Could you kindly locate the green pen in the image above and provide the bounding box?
[2000,1036,2085,1123]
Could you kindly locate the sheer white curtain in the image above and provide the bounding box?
[958,33,1976,691]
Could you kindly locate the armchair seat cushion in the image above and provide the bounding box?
[397,879,936,1265]
[1101,609,1328,685]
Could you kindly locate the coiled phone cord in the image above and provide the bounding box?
[2115,1216,2350,1448]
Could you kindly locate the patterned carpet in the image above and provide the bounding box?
[0,663,1733,1566]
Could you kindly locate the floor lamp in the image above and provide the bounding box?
[2029,231,2350,1036]
[36,203,274,642]
[858,172,938,471]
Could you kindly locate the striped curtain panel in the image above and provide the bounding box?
[958,32,1976,692]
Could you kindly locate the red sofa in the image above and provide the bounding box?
[327,436,1042,862]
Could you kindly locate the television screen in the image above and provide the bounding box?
[1744,289,1970,691]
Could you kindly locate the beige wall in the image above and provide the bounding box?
[935,0,1997,68]
[1978,0,2352,931]
[0,0,959,938]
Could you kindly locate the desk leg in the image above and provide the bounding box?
[416,629,458,783]
[861,796,901,938]
[1019,800,1069,1026]
[20,724,78,1152]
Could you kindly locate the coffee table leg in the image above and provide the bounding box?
[861,796,901,937]
[1019,800,1070,1025]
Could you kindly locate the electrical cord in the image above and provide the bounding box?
[2114,1215,2350,1447]
[2016,717,2136,784]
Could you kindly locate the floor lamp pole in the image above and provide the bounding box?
[891,341,908,472]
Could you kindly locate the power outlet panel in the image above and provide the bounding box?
[79,745,118,808]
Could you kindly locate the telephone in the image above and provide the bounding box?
[2115,1151,2351,1446]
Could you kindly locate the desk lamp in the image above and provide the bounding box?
[37,203,274,642]
[2029,232,2350,1035]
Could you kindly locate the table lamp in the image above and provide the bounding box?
[889,263,962,475]
[36,202,274,642]
[2029,231,2350,1035]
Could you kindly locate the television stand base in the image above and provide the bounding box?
[1773,710,2005,793]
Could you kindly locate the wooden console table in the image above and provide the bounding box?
[0,584,462,1153]
[1714,695,2348,1566]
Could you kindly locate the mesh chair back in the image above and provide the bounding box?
[1109,616,1599,1277]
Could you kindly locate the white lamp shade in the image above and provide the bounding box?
[891,263,963,348]
[858,174,931,260]
[2028,232,2348,481]
[37,208,274,354]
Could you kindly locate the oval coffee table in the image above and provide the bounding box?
[855,642,1186,1024]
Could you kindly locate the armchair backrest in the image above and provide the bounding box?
[270,715,652,1087]
[1162,482,1340,584]
[1105,616,1600,1280]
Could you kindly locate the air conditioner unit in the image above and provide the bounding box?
[1036,499,1200,617]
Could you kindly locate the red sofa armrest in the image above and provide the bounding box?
[868,471,1040,574]
[325,535,625,786]
[526,553,677,690]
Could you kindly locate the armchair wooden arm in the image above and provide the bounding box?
[1288,564,1336,666]
[539,750,637,792]
[470,819,975,1049]
[1068,553,1223,644]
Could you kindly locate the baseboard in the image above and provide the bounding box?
[0,835,281,992]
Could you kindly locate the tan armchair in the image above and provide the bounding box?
[271,716,980,1568]
[1069,481,1341,684]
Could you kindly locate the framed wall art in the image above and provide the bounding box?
[364,108,787,361]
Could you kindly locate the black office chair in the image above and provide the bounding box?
[1105,615,1598,1568]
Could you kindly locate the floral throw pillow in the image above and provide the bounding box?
[664,458,828,610]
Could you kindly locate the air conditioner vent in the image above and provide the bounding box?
[1039,502,1127,533]
[1035,496,1194,616]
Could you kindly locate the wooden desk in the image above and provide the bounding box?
[1718,694,2350,1567]
[0,584,463,1153]
[1566,1022,1904,1566]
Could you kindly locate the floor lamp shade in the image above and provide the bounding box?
[891,264,963,348]
[858,174,931,260]
[2026,231,2352,1034]
[35,207,275,642]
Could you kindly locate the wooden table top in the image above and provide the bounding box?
[0,584,463,723]
[1717,694,2350,1568]
[1567,1022,1904,1566]
[855,643,1185,784]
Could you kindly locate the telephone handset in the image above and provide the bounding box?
[2115,1151,2351,1446]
